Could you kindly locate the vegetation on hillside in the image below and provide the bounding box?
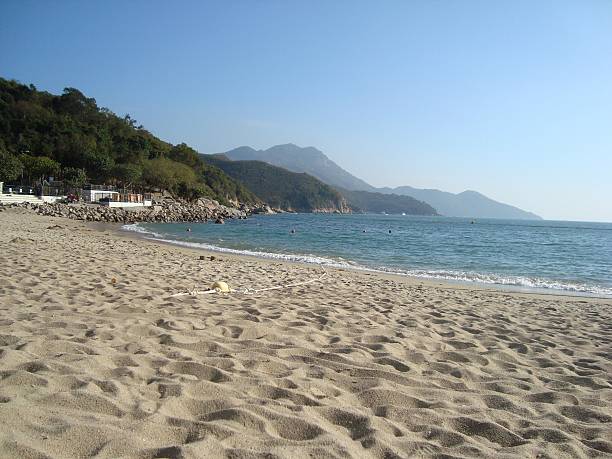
[204,154,438,215]
[0,78,259,205]
[337,188,438,215]
[202,155,349,212]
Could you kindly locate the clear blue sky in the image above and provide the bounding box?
[1,1,611,221]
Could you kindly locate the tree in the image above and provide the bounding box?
[142,157,198,196]
[62,167,87,189]
[0,147,24,182]
[19,154,60,182]
[168,143,200,168]
[55,87,97,116]
[112,163,142,187]
[83,150,114,181]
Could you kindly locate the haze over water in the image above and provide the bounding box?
[127,214,612,297]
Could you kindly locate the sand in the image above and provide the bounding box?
[0,207,611,459]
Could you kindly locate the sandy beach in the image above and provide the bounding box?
[0,207,611,459]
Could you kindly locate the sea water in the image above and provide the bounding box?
[124,214,612,297]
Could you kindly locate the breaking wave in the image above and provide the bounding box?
[122,222,612,297]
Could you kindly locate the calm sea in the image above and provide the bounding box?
[125,214,612,297]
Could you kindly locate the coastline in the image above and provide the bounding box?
[120,220,612,301]
[1,207,611,458]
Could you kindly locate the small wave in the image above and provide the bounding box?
[154,238,357,269]
[122,223,163,238]
[121,224,612,297]
[123,224,354,267]
[373,267,612,297]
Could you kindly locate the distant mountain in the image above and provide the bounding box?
[204,154,438,215]
[201,155,350,213]
[225,144,376,192]
[378,186,542,220]
[338,188,438,216]
[224,143,541,220]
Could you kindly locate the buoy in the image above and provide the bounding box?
[211,281,230,293]
[186,227,191,232]
[290,229,296,234]
[388,229,392,234]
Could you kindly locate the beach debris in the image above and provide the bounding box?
[211,281,230,293]
[215,218,225,224]
[47,224,63,230]
[111,277,117,284]
[170,270,327,297]
[199,255,207,260]
[9,237,29,244]
[210,255,216,261]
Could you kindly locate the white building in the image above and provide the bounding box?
[82,188,119,203]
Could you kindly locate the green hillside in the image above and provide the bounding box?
[202,155,349,213]
[0,78,259,205]
[338,188,438,215]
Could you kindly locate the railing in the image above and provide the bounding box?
[1,182,151,203]
[110,193,151,203]
[42,186,66,196]
[1,184,35,195]
[83,184,117,191]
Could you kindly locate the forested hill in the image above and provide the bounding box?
[204,155,438,215]
[339,188,438,215]
[201,155,350,213]
[0,78,259,205]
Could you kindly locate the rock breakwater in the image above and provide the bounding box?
[1,198,272,223]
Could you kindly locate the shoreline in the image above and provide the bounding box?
[118,220,612,301]
[1,207,611,458]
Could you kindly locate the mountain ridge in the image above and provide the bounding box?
[224,144,542,220]
[377,186,542,220]
[201,155,350,213]
[205,154,438,215]
[225,143,375,192]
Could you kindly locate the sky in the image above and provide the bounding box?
[1,1,611,222]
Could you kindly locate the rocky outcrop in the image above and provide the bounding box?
[3,197,262,224]
[312,198,351,214]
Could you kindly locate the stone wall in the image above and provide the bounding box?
[1,198,275,224]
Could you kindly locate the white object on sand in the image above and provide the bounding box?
[211,281,230,293]
[171,270,327,297]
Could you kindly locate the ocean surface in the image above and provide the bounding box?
[125,214,612,297]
